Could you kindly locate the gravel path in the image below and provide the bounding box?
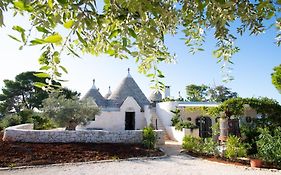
[0,141,280,175]
[1,155,280,175]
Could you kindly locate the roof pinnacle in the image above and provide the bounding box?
[127,68,132,77]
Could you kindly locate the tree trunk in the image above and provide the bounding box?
[65,120,77,130]
[219,117,229,142]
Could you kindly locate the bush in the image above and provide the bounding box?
[32,115,57,130]
[142,126,156,149]
[201,138,219,155]
[0,114,22,129]
[19,109,34,124]
[171,109,180,126]
[257,127,281,167]
[175,121,197,130]
[182,135,202,152]
[225,135,248,160]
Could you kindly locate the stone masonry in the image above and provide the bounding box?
[3,124,165,145]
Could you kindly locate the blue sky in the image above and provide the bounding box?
[0,11,280,103]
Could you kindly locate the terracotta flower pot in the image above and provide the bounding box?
[250,159,262,168]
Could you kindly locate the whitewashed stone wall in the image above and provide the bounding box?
[3,124,164,145]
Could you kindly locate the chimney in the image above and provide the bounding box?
[165,86,170,98]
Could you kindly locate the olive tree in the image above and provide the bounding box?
[0,1,281,89]
[42,93,100,130]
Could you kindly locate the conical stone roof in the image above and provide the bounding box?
[149,91,162,102]
[83,79,107,107]
[108,69,150,109]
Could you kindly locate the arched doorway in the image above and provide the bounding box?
[195,116,212,138]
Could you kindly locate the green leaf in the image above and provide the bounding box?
[53,55,60,64]
[109,29,120,39]
[13,1,25,10]
[30,39,45,45]
[67,46,81,58]
[128,28,137,38]
[34,82,47,88]
[59,65,68,73]
[48,0,53,8]
[76,32,87,46]
[63,20,74,29]
[39,66,51,70]
[57,0,68,5]
[44,33,63,44]
[12,25,25,33]
[36,26,50,33]
[8,34,21,42]
[0,10,4,27]
[34,73,50,78]
[157,58,165,61]
[106,49,115,56]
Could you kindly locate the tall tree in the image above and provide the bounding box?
[209,85,238,102]
[0,1,280,88]
[186,84,209,102]
[272,64,281,93]
[0,71,80,114]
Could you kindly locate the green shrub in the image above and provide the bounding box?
[175,121,197,130]
[257,127,281,167]
[182,135,202,152]
[171,109,180,126]
[32,115,57,130]
[19,109,34,124]
[201,138,219,155]
[225,135,248,160]
[142,126,156,149]
[0,114,21,128]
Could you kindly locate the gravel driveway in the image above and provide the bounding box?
[1,155,280,175]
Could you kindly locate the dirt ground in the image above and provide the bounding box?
[0,132,164,167]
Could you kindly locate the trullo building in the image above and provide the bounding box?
[80,69,151,131]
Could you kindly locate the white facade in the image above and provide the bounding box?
[79,97,148,131]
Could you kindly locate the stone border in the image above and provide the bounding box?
[3,124,164,145]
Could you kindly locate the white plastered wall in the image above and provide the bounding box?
[80,96,146,131]
[120,96,146,130]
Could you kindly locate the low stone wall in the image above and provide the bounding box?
[3,124,165,145]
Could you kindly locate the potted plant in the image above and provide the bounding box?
[249,155,262,168]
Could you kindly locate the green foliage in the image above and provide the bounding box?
[256,127,281,167]
[175,121,197,131]
[42,93,100,130]
[225,135,248,160]
[207,97,281,127]
[185,84,237,102]
[201,138,219,156]
[240,123,260,155]
[182,135,219,155]
[0,71,80,115]
[0,71,49,114]
[0,114,21,129]
[171,109,180,126]
[186,84,209,102]
[18,109,34,124]
[272,64,281,93]
[182,135,202,152]
[1,1,281,89]
[142,126,156,149]
[32,115,56,130]
[208,85,238,102]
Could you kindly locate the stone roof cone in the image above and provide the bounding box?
[108,68,150,109]
[83,79,106,107]
[104,86,112,99]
